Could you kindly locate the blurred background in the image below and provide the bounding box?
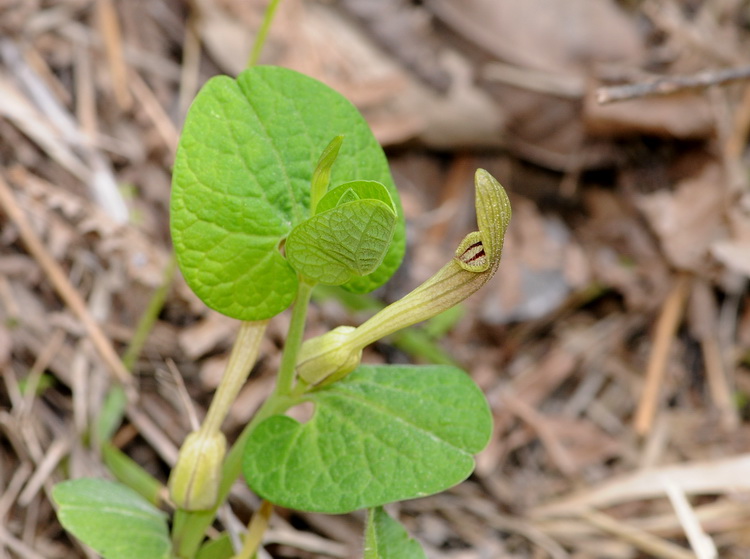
[2,0,750,557]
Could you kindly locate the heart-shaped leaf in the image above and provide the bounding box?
[171,66,404,320]
[242,365,492,513]
[53,478,170,559]
[364,507,426,559]
[286,191,397,285]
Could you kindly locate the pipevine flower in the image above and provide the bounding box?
[297,168,511,386]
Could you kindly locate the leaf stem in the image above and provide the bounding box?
[275,280,314,396]
[201,321,268,436]
[247,0,283,68]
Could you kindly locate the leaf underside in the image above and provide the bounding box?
[52,478,170,559]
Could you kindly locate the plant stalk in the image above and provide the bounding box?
[247,0,283,68]
[274,280,314,396]
[201,320,268,436]
[233,500,273,559]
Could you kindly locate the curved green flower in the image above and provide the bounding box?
[297,169,512,386]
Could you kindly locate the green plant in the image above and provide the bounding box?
[52,29,511,559]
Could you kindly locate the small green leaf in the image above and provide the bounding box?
[53,478,170,559]
[196,534,234,559]
[316,180,395,214]
[102,443,164,506]
[286,198,397,285]
[171,66,404,320]
[364,507,426,559]
[242,365,492,513]
[337,188,360,205]
[95,384,127,444]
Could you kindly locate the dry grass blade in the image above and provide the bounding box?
[95,0,132,110]
[664,479,718,559]
[0,174,134,391]
[580,509,695,559]
[634,273,692,435]
[532,453,750,516]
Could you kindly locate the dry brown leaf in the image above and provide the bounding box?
[177,310,237,361]
[637,162,726,272]
[584,88,715,138]
[480,196,590,324]
[711,194,750,277]
[428,0,643,75]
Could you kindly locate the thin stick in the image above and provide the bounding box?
[596,66,750,105]
[0,173,133,391]
[663,479,718,559]
[128,69,179,151]
[166,358,200,432]
[178,6,202,121]
[581,509,696,559]
[95,0,132,110]
[701,337,739,431]
[634,273,691,436]
[596,65,750,105]
[502,393,577,477]
[234,500,273,559]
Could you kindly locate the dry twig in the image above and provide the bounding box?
[597,65,750,104]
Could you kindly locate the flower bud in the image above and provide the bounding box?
[297,326,362,386]
[168,430,227,511]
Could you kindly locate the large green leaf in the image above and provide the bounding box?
[53,478,170,559]
[364,507,426,559]
[242,365,492,513]
[171,66,404,320]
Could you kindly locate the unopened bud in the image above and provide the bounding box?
[297,326,362,386]
[168,430,227,511]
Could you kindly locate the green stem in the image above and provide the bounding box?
[247,0,283,68]
[275,280,314,396]
[201,321,268,436]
